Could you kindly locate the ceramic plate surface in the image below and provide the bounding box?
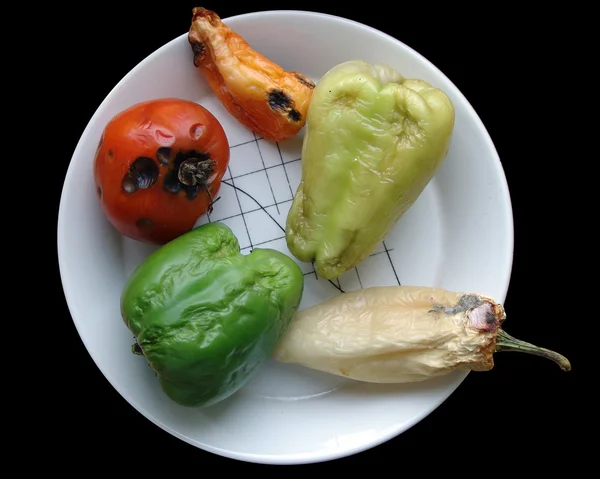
[58,10,513,465]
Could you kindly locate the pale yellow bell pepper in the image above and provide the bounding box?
[285,60,456,280]
[274,286,571,383]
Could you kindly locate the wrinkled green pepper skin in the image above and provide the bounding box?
[120,222,304,408]
[286,60,455,280]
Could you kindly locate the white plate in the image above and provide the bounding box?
[57,10,513,465]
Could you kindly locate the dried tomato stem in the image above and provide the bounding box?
[495,329,571,371]
[204,186,221,214]
[177,157,216,187]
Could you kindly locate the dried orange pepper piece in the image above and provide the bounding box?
[188,7,315,142]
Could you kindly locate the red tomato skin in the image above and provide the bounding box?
[93,98,230,245]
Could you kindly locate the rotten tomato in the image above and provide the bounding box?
[93,98,230,244]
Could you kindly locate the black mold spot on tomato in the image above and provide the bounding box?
[122,176,138,194]
[163,175,182,194]
[163,150,214,200]
[121,157,159,194]
[185,185,200,200]
[156,147,171,166]
[108,149,114,157]
[136,218,153,230]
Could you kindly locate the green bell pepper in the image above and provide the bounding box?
[286,60,455,280]
[120,222,304,407]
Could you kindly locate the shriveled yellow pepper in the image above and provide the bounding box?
[188,7,315,142]
[273,286,571,383]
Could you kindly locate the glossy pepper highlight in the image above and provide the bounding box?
[120,222,304,407]
[188,7,315,142]
[286,60,456,279]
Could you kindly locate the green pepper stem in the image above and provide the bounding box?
[495,329,571,371]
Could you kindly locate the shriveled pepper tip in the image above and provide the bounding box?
[191,7,221,26]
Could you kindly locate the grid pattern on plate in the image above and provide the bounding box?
[196,131,402,294]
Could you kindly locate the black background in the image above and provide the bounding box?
[50,1,583,471]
